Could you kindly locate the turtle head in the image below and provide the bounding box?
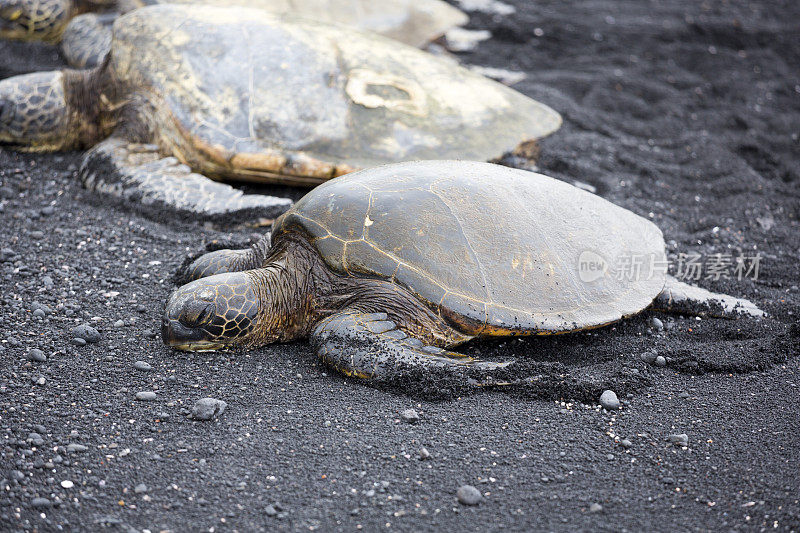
[0,0,73,42]
[162,272,267,351]
[0,70,75,151]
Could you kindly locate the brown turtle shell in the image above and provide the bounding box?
[272,161,667,334]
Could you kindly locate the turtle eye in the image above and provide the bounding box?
[179,302,213,329]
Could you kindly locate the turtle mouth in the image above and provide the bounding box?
[167,341,227,352]
[161,317,226,352]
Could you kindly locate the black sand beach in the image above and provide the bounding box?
[1,0,798,530]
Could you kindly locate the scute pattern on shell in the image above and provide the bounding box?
[273,161,667,334]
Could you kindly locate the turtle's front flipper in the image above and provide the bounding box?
[651,275,765,318]
[174,234,272,285]
[80,137,292,225]
[311,310,511,383]
[60,13,115,68]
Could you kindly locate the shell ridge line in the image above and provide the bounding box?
[362,190,375,240]
[197,118,236,141]
[429,183,492,302]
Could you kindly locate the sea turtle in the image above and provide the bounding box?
[0,0,468,68]
[0,4,560,222]
[162,161,764,383]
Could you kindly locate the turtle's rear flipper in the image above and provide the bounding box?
[311,310,512,384]
[650,275,765,318]
[60,13,115,69]
[80,137,292,225]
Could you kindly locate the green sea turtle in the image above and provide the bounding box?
[0,4,560,221]
[0,0,468,68]
[162,161,764,383]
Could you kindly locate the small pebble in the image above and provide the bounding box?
[599,390,620,410]
[28,349,46,362]
[400,408,420,424]
[620,439,632,449]
[60,480,74,489]
[135,391,157,401]
[134,483,147,494]
[418,447,431,460]
[66,444,87,453]
[668,433,689,447]
[71,324,101,343]
[589,502,603,513]
[655,355,667,367]
[191,398,227,420]
[265,504,278,517]
[30,497,50,508]
[133,361,153,372]
[639,351,657,364]
[33,309,46,318]
[456,485,482,506]
[649,317,664,331]
[72,337,87,346]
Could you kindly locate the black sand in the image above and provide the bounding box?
[1,0,798,530]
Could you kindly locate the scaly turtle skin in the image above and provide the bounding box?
[0,0,112,43]
[0,4,560,223]
[162,161,764,383]
[1,0,468,67]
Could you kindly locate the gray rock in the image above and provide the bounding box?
[649,317,664,330]
[133,361,153,372]
[71,324,101,343]
[456,485,482,506]
[30,497,51,508]
[31,301,50,313]
[28,349,46,362]
[655,355,667,367]
[639,351,658,364]
[668,433,689,447]
[33,309,46,318]
[620,439,632,449]
[589,502,603,513]
[71,337,87,346]
[135,391,157,401]
[265,504,278,517]
[66,444,87,453]
[599,390,620,410]
[191,398,227,420]
[134,483,148,494]
[418,447,431,460]
[400,408,420,424]
[0,247,16,262]
[113,319,125,328]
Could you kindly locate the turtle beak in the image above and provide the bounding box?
[161,315,225,351]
